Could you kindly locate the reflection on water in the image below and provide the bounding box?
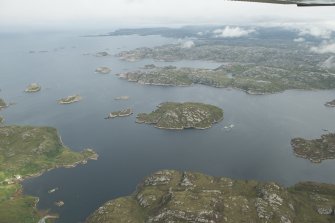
[1,32,335,223]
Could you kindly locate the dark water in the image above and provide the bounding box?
[1,32,335,223]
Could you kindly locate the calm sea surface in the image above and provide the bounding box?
[1,32,335,223]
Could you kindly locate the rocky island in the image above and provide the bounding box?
[325,99,335,107]
[136,102,223,130]
[96,51,109,57]
[54,200,64,207]
[114,96,130,100]
[25,83,41,93]
[291,133,335,163]
[0,98,7,110]
[57,95,82,104]
[95,67,111,74]
[105,108,133,119]
[0,125,98,223]
[86,169,335,223]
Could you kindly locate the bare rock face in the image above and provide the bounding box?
[86,170,335,223]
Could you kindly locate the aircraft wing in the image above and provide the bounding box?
[231,0,335,6]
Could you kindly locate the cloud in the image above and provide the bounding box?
[213,26,255,38]
[321,56,335,69]
[293,37,305,42]
[298,26,333,39]
[1,0,335,31]
[311,41,335,54]
[180,40,195,48]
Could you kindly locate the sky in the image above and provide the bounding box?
[0,0,335,31]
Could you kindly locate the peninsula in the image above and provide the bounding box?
[105,108,133,119]
[136,102,223,130]
[0,125,98,223]
[58,95,81,104]
[25,83,41,93]
[291,133,335,163]
[86,170,335,223]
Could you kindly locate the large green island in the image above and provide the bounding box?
[136,102,223,130]
[0,125,98,223]
[116,64,335,94]
[86,170,335,223]
[291,133,335,163]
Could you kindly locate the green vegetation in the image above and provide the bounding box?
[116,64,335,94]
[86,170,335,223]
[0,125,98,223]
[57,95,81,104]
[136,102,223,130]
[25,83,41,93]
[0,116,3,124]
[291,133,335,163]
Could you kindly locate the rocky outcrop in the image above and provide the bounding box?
[57,95,82,104]
[95,67,111,74]
[25,83,41,92]
[325,99,335,107]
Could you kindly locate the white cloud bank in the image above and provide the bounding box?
[311,41,335,54]
[321,56,335,69]
[1,0,335,31]
[293,37,305,42]
[180,40,195,48]
[298,26,333,39]
[213,26,255,38]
